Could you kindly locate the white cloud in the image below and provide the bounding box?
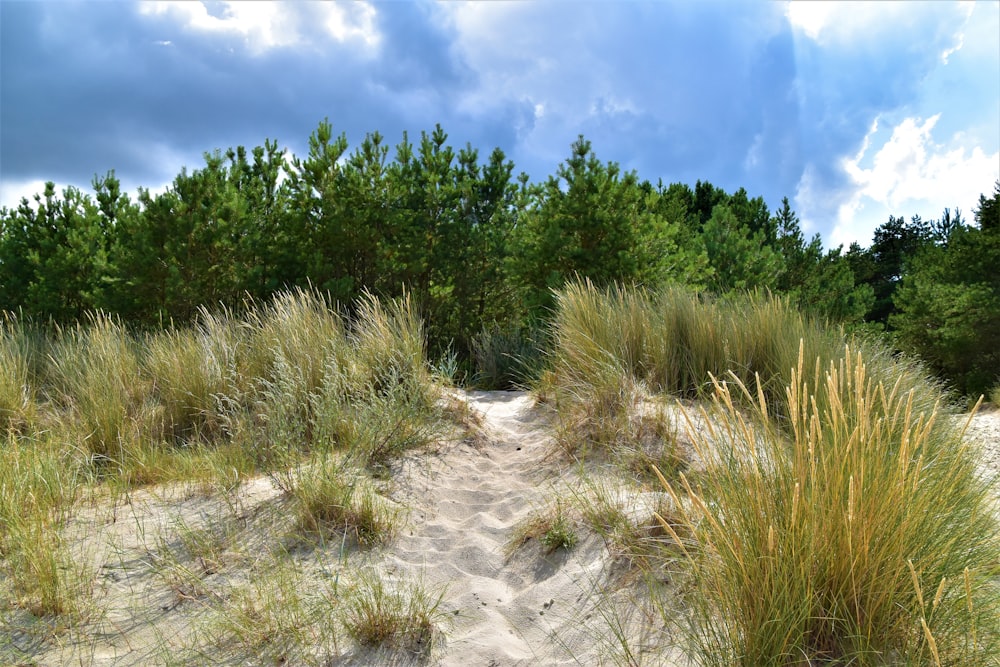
[138,1,380,53]
[786,1,974,46]
[825,114,999,246]
[0,179,49,211]
[940,31,965,64]
[317,3,380,49]
[785,2,837,40]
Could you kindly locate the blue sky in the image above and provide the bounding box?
[1,0,997,248]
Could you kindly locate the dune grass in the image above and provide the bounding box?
[656,349,999,665]
[0,287,452,665]
[546,279,838,408]
[545,280,999,665]
[5,279,997,664]
[0,314,39,435]
[0,431,92,620]
[341,568,446,654]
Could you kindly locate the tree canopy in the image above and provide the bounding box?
[2,122,995,395]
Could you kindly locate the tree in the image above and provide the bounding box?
[285,119,353,301]
[861,214,933,325]
[891,197,1000,396]
[974,180,999,232]
[700,203,782,293]
[0,182,108,320]
[771,197,872,323]
[513,136,657,314]
[108,152,249,323]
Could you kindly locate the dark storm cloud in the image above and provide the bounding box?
[787,3,977,227]
[0,0,490,193]
[468,1,804,206]
[1,0,994,246]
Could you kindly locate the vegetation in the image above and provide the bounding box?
[0,288,456,662]
[8,120,993,396]
[542,280,999,665]
[2,120,998,663]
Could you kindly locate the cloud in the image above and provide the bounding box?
[137,1,380,53]
[826,114,1000,247]
[442,1,800,194]
[1,0,995,248]
[786,0,990,242]
[0,1,458,200]
[0,179,50,211]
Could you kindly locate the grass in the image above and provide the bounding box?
[655,347,1000,665]
[207,554,340,664]
[573,477,681,573]
[273,451,401,545]
[506,498,580,558]
[49,313,157,470]
[471,323,547,390]
[4,279,996,664]
[0,287,454,664]
[341,568,446,654]
[544,280,999,665]
[0,314,38,435]
[0,431,92,620]
[546,279,840,414]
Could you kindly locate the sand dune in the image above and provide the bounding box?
[5,390,997,665]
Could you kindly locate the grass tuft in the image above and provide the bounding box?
[341,569,445,654]
[506,498,580,558]
[659,348,1000,665]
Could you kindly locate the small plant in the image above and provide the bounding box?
[275,452,400,546]
[540,501,578,552]
[341,569,445,654]
[506,498,579,557]
[990,383,1000,408]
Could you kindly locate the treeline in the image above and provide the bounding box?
[1,119,998,395]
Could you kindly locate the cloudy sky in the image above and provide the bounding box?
[1,1,997,248]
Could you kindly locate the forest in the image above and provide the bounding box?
[2,119,999,398]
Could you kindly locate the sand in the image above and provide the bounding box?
[4,390,998,666]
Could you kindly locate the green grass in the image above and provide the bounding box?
[506,498,580,558]
[545,280,999,665]
[0,431,92,619]
[207,555,340,664]
[272,451,401,545]
[0,314,38,435]
[471,323,546,390]
[547,279,839,412]
[656,349,1000,665]
[50,313,158,470]
[341,568,446,654]
[0,288,450,638]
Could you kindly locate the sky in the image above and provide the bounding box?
[1,0,997,249]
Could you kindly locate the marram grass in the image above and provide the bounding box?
[656,345,1000,666]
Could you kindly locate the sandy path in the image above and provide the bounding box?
[384,390,635,666]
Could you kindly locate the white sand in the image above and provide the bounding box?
[5,391,997,666]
